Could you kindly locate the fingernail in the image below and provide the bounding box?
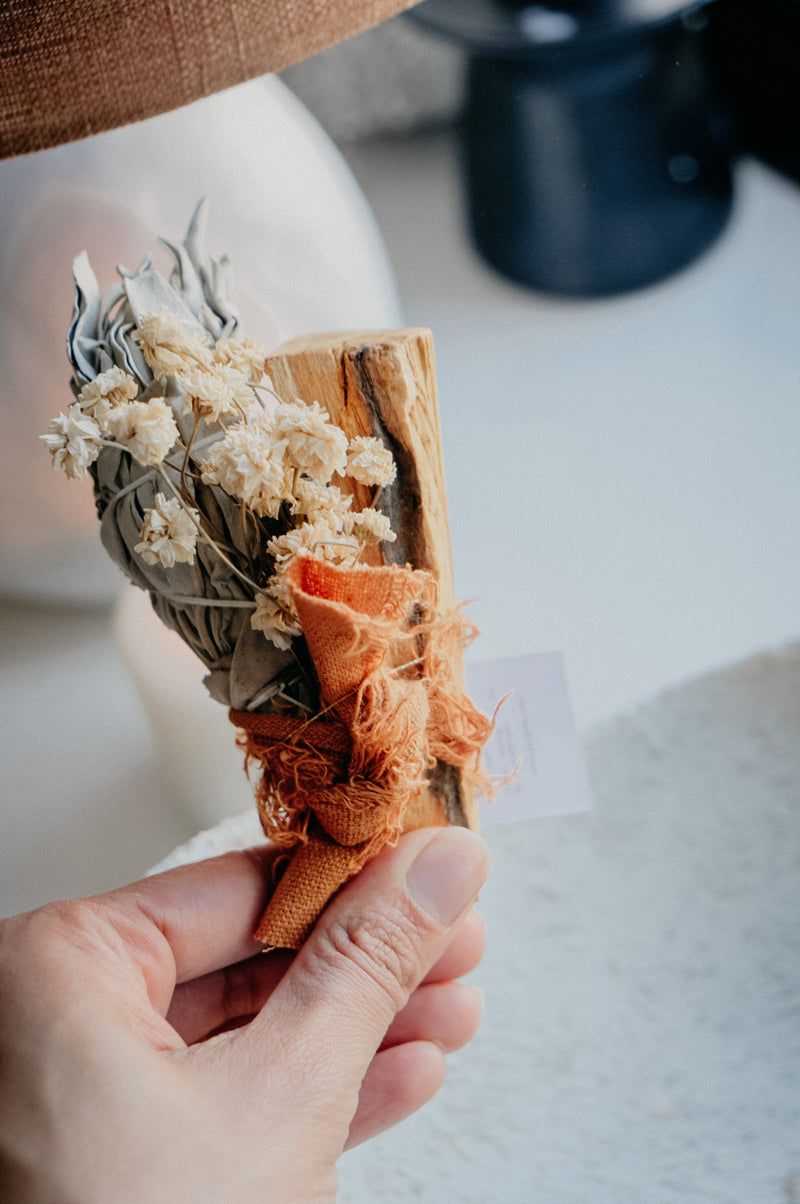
[405,829,491,927]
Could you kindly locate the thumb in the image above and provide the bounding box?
[240,826,490,1122]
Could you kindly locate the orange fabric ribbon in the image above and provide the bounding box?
[230,554,492,948]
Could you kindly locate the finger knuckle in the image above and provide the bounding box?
[0,898,107,991]
[318,898,430,1013]
[29,897,104,951]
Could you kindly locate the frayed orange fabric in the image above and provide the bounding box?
[230,554,493,949]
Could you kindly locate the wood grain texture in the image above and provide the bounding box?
[265,328,477,830]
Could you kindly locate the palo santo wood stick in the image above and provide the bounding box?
[266,328,479,831]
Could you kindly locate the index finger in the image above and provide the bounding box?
[114,844,280,984]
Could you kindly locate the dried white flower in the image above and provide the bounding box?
[77,366,139,426]
[267,519,358,566]
[346,507,396,545]
[104,397,180,467]
[275,400,348,483]
[291,478,352,527]
[214,336,266,385]
[133,308,213,378]
[42,404,103,479]
[200,422,291,518]
[135,492,199,568]
[264,571,297,619]
[250,590,301,651]
[345,435,396,488]
[179,363,254,421]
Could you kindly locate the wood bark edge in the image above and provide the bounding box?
[265,327,478,831]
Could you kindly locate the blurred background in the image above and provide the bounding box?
[2,2,799,1199]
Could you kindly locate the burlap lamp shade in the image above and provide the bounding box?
[0,0,419,159]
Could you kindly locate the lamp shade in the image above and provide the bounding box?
[0,0,419,159]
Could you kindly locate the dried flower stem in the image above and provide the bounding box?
[275,689,314,714]
[253,382,283,405]
[156,466,261,594]
[181,412,202,495]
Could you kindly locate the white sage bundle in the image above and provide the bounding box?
[50,201,396,716]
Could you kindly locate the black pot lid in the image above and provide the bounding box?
[408,0,713,55]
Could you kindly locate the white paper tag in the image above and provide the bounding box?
[465,652,594,825]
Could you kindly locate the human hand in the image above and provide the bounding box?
[0,827,490,1203]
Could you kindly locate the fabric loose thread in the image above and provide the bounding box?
[230,555,493,949]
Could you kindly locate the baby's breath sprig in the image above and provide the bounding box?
[45,289,398,659]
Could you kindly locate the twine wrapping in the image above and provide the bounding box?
[231,554,493,948]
